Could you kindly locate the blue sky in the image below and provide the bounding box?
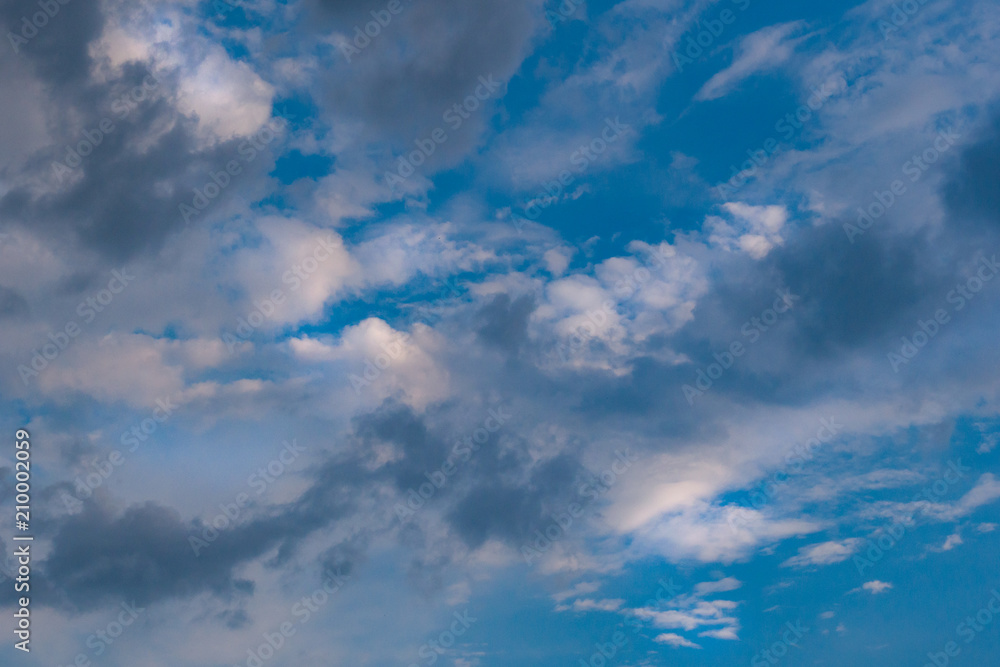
[1,0,1000,665]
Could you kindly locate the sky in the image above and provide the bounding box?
[1,0,1000,665]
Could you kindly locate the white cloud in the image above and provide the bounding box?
[552,582,600,603]
[627,576,742,646]
[782,538,864,568]
[694,577,743,595]
[695,22,805,101]
[941,533,964,551]
[655,633,702,649]
[177,49,276,141]
[861,581,893,595]
[708,203,788,259]
[559,598,625,613]
[289,318,449,410]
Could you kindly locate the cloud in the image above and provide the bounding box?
[861,581,893,595]
[695,22,805,101]
[707,202,789,259]
[694,577,743,595]
[782,539,864,568]
[557,598,625,613]
[626,576,742,647]
[939,533,964,551]
[654,633,702,648]
[552,581,600,603]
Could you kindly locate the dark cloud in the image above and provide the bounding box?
[314,0,541,162]
[0,285,29,318]
[476,293,535,352]
[0,0,104,85]
[945,112,1000,229]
